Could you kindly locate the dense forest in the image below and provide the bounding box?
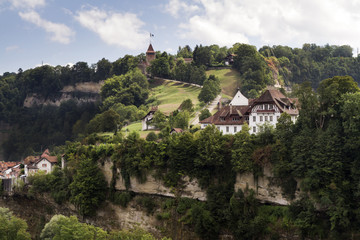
[0,43,360,161]
[3,75,359,239]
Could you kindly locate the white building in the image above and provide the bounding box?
[142,106,158,131]
[200,88,298,134]
[25,149,58,175]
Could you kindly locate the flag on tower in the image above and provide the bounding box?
[150,33,154,37]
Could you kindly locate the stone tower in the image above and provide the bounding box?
[146,44,156,65]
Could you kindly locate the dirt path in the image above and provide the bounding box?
[190,94,221,126]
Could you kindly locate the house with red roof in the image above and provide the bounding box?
[200,87,299,134]
[25,149,58,175]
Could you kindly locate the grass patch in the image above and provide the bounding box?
[206,69,241,98]
[149,79,201,114]
[121,121,159,138]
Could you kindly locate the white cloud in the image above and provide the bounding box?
[19,10,75,44]
[10,0,45,9]
[165,0,199,18]
[175,0,360,49]
[75,7,148,50]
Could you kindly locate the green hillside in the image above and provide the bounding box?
[149,78,202,114]
[206,68,241,99]
[122,78,202,137]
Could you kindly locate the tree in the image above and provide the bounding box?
[86,109,120,133]
[174,110,190,129]
[40,215,108,240]
[153,110,167,130]
[101,68,149,108]
[148,55,171,78]
[69,155,107,216]
[179,99,194,112]
[0,208,31,240]
[198,75,221,103]
[231,123,255,173]
[199,109,211,121]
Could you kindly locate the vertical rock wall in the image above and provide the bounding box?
[100,159,290,205]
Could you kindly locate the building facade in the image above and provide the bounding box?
[200,88,298,134]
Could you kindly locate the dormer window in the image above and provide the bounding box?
[220,117,225,121]
[232,117,239,121]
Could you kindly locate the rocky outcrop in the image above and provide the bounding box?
[23,81,103,107]
[234,164,290,205]
[100,159,207,201]
[100,159,291,205]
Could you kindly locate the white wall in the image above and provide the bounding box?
[36,159,52,173]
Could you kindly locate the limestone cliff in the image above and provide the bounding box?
[23,81,103,107]
[100,159,291,206]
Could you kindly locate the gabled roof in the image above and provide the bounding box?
[142,106,158,120]
[251,89,299,115]
[200,105,249,125]
[146,44,155,53]
[38,149,58,163]
[230,89,248,106]
[170,128,184,133]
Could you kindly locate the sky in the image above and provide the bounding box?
[2,0,360,74]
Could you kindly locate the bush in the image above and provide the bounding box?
[156,212,171,220]
[199,109,211,121]
[146,132,158,142]
[137,196,157,215]
[112,191,134,208]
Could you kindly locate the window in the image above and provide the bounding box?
[234,126,237,132]
[220,117,225,121]
[265,116,268,121]
[270,116,273,121]
[269,104,273,110]
[226,126,229,132]
[42,164,47,168]
[260,116,263,121]
[258,105,263,110]
[253,116,256,122]
[232,117,239,121]
[253,126,256,133]
[265,104,268,110]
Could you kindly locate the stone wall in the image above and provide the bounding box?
[100,159,290,205]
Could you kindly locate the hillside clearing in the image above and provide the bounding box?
[149,78,202,114]
[206,68,241,99]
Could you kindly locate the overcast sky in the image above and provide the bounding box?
[2,0,360,74]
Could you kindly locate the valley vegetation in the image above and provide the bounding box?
[1,42,360,239]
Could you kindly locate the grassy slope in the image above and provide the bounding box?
[122,78,202,137]
[206,68,241,99]
[148,78,201,114]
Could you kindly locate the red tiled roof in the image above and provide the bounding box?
[147,44,155,53]
[0,161,21,172]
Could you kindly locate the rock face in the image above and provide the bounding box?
[234,164,290,205]
[100,159,290,205]
[100,159,207,201]
[23,81,103,107]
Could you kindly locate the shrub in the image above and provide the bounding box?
[137,196,157,215]
[112,191,134,208]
